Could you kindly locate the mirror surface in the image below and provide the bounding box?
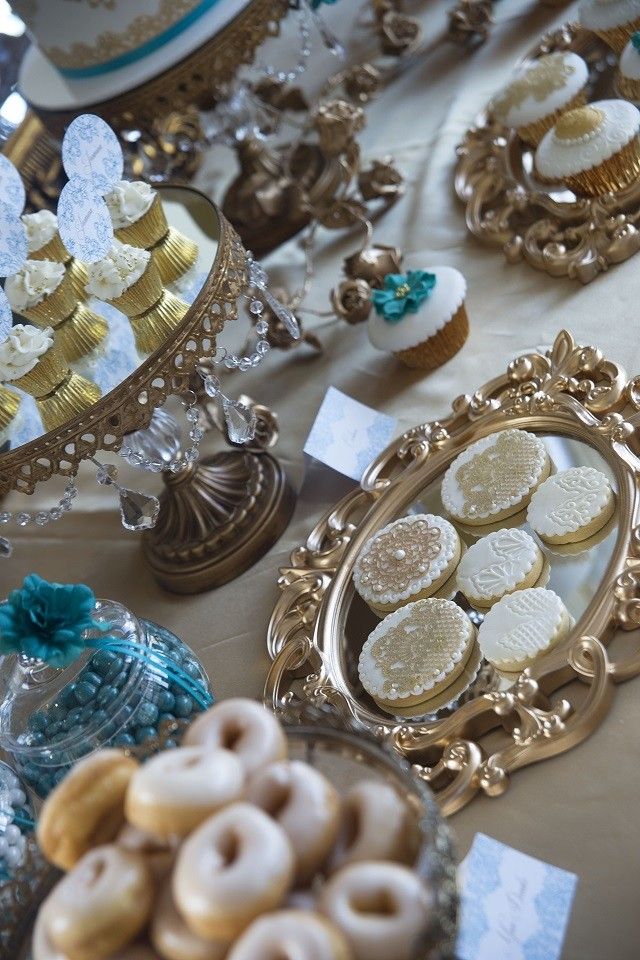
[0,185,220,459]
[343,434,618,719]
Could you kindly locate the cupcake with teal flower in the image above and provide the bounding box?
[368,266,468,370]
[617,32,640,100]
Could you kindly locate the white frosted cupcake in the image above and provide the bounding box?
[105,180,198,284]
[580,0,640,52]
[21,210,87,299]
[358,597,476,710]
[477,587,572,671]
[617,33,640,100]
[491,52,589,146]
[535,100,640,195]
[353,514,461,615]
[368,267,467,371]
[86,241,188,354]
[456,528,544,607]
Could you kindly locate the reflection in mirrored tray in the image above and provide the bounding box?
[344,434,618,721]
[0,185,219,456]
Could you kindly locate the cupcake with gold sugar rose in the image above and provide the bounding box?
[5,259,108,363]
[617,32,640,100]
[105,180,198,285]
[86,241,188,355]
[368,266,468,370]
[491,52,589,147]
[580,0,640,52]
[0,324,100,432]
[535,100,640,195]
[21,210,87,300]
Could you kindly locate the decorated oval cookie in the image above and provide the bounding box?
[456,528,543,607]
[527,466,614,544]
[353,514,461,615]
[477,587,572,671]
[441,429,550,526]
[358,597,475,709]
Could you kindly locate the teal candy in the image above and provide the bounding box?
[105,656,124,680]
[372,270,437,323]
[80,671,103,688]
[74,681,97,705]
[183,661,201,679]
[47,703,66,724]
[97,685,119,707]
[60,683,78,708]
[112,733,135,747]
[29,712,47,733]
[174,695,193,718]
[156,691,175,712]
[135,726,157,744]
[91,650,118,676]
[158,712,176,725]
[136,703,159,727]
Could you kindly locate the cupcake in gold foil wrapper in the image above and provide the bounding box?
[535,100,640,196]
[105,181,198,285]
[0,324,101,432]
[86,241,189,355]
[22,210,88,301]
[0,385,20,432]
[5,260,108,364]
[579,0,640,53]
[617,33,640,102]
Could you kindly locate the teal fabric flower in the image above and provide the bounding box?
[0,574,101,668]
[372,270,437,323]
[632,31,640,53]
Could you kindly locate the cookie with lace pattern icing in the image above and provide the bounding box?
[527,466,615,544]
[477,587,572,671]
[456,528,544,608]
[358,598,476,709]
[441,429,550,527]
[353,514,461,615]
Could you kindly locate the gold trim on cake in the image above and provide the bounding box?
[0,386,20,431]
[115,194,199,284]
[395,303,469,371]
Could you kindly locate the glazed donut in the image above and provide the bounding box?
[183,698,287,776]
[319,861,431,960]
[226,911,353,960]
[286,888,318,911]
[329,781,417,872]
[37,749,138,871]
[150,879,228,960]
[32,909,161,960]
[125,746,244,839]
[43,844,154,960]
[117,824,178,881]
[173,802,294,941]
[247,760,341,884]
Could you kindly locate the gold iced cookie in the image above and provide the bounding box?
[358,597,476,710]
[477,587,572,670]
[441,428,550,526]
[456,528,544,608]
[526,466,615,544]
[353,514,461,615]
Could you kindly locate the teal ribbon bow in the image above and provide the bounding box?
[371,270,437,323]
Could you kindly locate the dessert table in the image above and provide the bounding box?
[2,1,639,956]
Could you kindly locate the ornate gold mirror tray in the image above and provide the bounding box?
[265,331,640,816]
[455,23,640,283]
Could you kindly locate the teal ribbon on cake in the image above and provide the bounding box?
[58,0,224,79]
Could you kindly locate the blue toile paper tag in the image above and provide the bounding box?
[456,833,578,960]
[57,181,113,263]
[304,386,397,482]
[62,114,123,196]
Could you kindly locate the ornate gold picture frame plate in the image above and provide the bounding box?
[455,24,640,283]
[265,331,640,815]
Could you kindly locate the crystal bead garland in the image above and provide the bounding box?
[0,481,79,559]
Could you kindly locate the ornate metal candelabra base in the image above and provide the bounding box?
[143,449,295,594]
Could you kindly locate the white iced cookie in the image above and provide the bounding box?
[85,241,150,301]
[358,598,476,709]
[0,323,54,382]
[456,528,544,607]
[477,587,572,670]
[105,180,155,229]
[6,259,65,313]
[527,466,614,544]
[441,428,550,526]
[22,210,58,254]
[353,514,461,615]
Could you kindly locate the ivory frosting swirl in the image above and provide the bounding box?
[0,324,54,382]
[105,181,155,230]
[22,211,59,254]
[85,242,150,300]
[5,260,66,312]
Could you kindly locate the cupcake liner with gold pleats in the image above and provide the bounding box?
[616,70,640,103]
[114,193,198,284]
[29,234,88,302]
[0,386,20,431]
[54,304,109,363]
[395,303,469,371]
[21,268,77,327]
[128,290,189,355]
[108,259,164,317]
[592,19,640,54]
[12,345,101,432]
[563,135,640,196]
[516,89,588,147]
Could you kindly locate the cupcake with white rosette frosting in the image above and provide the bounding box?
[491,52,589,146]
[0,323,100,431]
[617,32,640,100]
[535,100,640,195]
[105,180,198,285]
[368,266,468,371]
[580,0,640,52]
[5,259,108,363]
[21,210,87,300]
[86,241,188,355]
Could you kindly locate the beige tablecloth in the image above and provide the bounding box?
[4,2,640,956]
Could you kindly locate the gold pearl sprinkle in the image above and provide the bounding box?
[555,106,604,141]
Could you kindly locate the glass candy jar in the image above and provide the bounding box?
[0,601,211,799]
[0,760,34,882]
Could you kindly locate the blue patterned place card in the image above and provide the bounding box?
[457,833,578,960]
[304,386,397,482]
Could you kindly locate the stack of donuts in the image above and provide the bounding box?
[33,698,432,960]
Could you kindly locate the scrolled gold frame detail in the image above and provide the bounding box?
[455,23,640,284]
[0,189,247,497]
[264,330,640,816]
